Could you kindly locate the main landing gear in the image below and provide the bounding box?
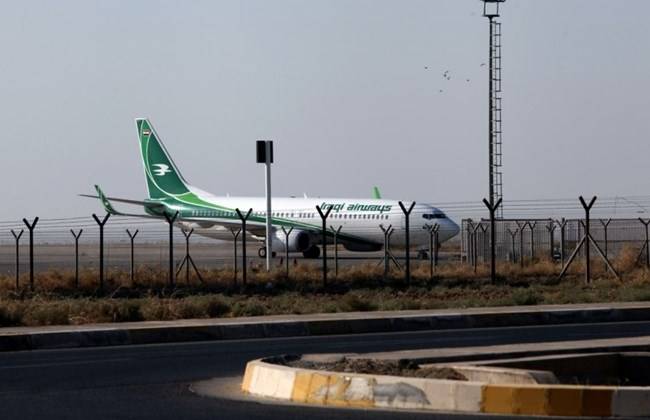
[302,246,321,259]
[258,247,276,258]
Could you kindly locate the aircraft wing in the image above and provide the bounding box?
[83,186,270,238]
[79,194,153,207]
[80,185,164,218]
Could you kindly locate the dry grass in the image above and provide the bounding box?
[2,250,650,327]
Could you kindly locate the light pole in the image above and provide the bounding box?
[257,140,274,271]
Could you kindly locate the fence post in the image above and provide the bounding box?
[281,227,293,278]
[91,218,106,291]
[558,196,618,282]
[507,228,518,263]
[92,213,110,292]
[465,220,473,265]
[465,221,473,266]
[577,221,583,259]
[379,224,394,280]
[235,208,253,285]
[515,221,526,267]
[638,219,650,269]
[22,217,38,292]
[70,229,83,288]
[176,229,203,284]
[398,201,416,285]
[163,211,179,288]
[482,198,502,284]
[556,218,567,266]
[546,220,556,261]
[181,229,191,283]
[470,222,481,272]
[478,223,489,263]
[527,221,537,261]
[579,196,596,285]
[126,229,138,287]
[600,218,611,258]
[10,229,24,290]
[329,225,342,277]
[315,205,333,287]
[230,228,241,286]
[426,223,440,279]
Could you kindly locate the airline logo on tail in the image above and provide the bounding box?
[152,164,172,176]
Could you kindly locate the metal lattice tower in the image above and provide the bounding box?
[484,0,505,218]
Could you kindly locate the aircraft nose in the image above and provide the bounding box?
[446,218,460,238]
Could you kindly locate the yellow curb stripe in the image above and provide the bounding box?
[512,387,547,415]
[546,387,582,416]
[581,388,612,417]
[306,373,330,404]
[245,359,638,417]
[291,371,312,403]
[482,385,517,414]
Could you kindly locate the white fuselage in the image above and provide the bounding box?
[175,188,460,251]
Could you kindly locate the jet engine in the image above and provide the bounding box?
[270,229,312,252]
[342,242,382,252]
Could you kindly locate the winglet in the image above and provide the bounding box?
[95,185,119,215]
[372,186,382,199]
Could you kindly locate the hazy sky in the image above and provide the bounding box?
[1,0,649,222]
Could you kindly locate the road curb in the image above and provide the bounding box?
[2,303,650,352]
[240,358,650,417]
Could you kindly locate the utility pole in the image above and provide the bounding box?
[482,0,505,218]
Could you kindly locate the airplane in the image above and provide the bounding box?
[83,118,460,259]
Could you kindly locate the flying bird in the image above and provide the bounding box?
[480,63,486,67]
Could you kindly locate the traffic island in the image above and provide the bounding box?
[239,352,650,417]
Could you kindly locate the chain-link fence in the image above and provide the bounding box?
[461,218,650,265]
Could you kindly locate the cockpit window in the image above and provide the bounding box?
[423,211,446,220]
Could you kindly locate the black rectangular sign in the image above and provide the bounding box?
[256,140,274,163]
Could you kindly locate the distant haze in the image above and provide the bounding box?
[1,0,649,223]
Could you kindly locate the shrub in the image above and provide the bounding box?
[341,294,377,312]
[232,299,266,317]
[510,289,541,306]
[205,297,230,317]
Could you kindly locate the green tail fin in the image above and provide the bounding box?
[372,186,382,199]
[136,118,191,199]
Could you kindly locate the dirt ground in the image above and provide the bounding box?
[285,357,467,380]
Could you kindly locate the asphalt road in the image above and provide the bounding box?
[2,321,650,420]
